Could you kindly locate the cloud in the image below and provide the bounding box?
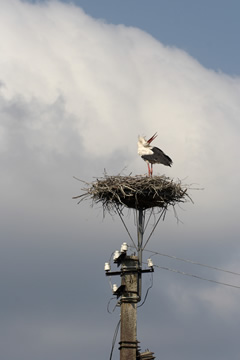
[1,1,240,359]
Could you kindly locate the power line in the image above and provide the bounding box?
[137,272,153,308]
[152,263,240,289]
[109,319,121,360]
[145,248,240,276]
[107,297,119,314]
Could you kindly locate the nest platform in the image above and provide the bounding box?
[73,174,189,212]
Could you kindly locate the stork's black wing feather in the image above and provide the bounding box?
[142,146,172,166]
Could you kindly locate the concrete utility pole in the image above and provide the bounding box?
[119,255,138,360]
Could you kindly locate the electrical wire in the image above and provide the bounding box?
[153,263,240,289]
[107,297,119,314]
[145,249,240,276]
[109,319,121,360]
[137,272,153,308]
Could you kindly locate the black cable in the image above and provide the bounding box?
[153,264,240,289]
[109,319,121,360]
[107,297,119,314]
[145,248,240,276]
[137,272,153,308]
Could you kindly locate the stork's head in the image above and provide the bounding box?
[138,132,158,154]
[138,132,157,146]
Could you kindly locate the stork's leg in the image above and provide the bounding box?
[150,164,153,177]
[147,163,151,176]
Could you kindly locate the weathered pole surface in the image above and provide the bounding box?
[119,255,138,360]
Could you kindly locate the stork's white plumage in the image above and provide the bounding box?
[138,132,172,176]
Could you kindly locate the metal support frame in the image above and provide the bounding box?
[137,208,144,301]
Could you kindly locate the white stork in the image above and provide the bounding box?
[138,132,173,176]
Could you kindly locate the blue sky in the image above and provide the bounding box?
[26,0,240,75]
[1,1,240,360]
[58,0,240,75]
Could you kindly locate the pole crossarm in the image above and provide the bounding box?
[141,268,154,273]
[105,271,122,276]
[105,268,154,277]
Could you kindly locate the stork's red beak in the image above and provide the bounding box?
[147,132,158,144]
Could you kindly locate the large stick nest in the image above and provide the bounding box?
[73,174,190,212]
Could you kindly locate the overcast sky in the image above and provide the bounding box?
[1,1,240,359]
